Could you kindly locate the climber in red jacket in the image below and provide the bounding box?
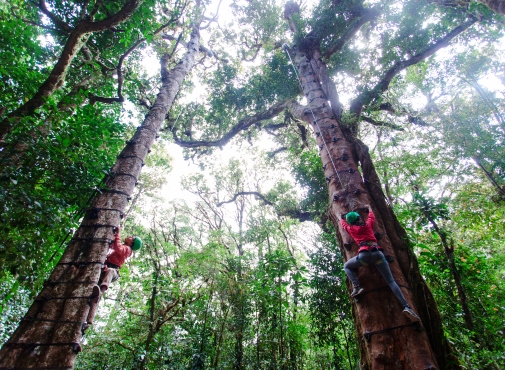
[340,204,420,322]
[86,228,142,325]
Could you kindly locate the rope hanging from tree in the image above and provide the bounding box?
[282,44,347,191]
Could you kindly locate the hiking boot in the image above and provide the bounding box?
[81,323,90,333]
[403,306,421,322]
[90,285,101,299]
[351,287,364,297]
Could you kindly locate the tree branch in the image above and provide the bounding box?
[84,0,142,32]
[38,0,72,32]
[324,8,379,59]
[279,209,313,222]
[161,33,228,63]
[22,18,67,35]
[267,147,288,158]
[350,16,478,118]
[473,156,505,197]
[173,100,294,148]
[88,18,180,105]
[110,340,136,353]
[217,191,274,207]
[377,102,428,126]
[361,116,404,131]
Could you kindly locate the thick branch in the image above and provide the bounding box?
[473,157,505,197]
[267,147,288,158]
[350,16,477,118]
[84,0,142,32]
[361,116,404,131]
[22,19,67,35]
[38,0,72,32]
[95,20,181,104]
[173,100,294,148]
[378,103,428,126]
[217,191,274,207]
[89,95,124,104]
[324,8,379,59]
[279,209,313,223]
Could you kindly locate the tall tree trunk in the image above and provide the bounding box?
[232,264,245,370]
[473,157,505,199]
[138,270,159,370]
[212,302,230,369]
[285,40,460,369]
[0,27,201,369]
[421,210,474,331]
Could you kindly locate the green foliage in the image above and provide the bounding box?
[412,192,450,226]
[0,7,48,113]
[307,229,358,369]
[2,0,505,368]
[375,130,505,369]
[290,149,329,224]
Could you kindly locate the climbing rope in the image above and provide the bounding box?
[364,321,422,342]
[282,44,346,191]
[282,45,399,215]
[116,153,145,166]
[2,341,82,354]
[171,108,183,133]
[126,139,150,152]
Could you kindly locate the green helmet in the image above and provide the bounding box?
[346,212,360,224]
[131,237,143,251]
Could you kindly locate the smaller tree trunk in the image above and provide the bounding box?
[424,213,474,331]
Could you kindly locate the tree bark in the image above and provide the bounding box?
[285,40,459,369]
[0,26,201,369]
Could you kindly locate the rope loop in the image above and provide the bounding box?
[364,321,422,342]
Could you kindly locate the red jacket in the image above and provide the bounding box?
[106,232,132,268]
[340,210,377,251]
